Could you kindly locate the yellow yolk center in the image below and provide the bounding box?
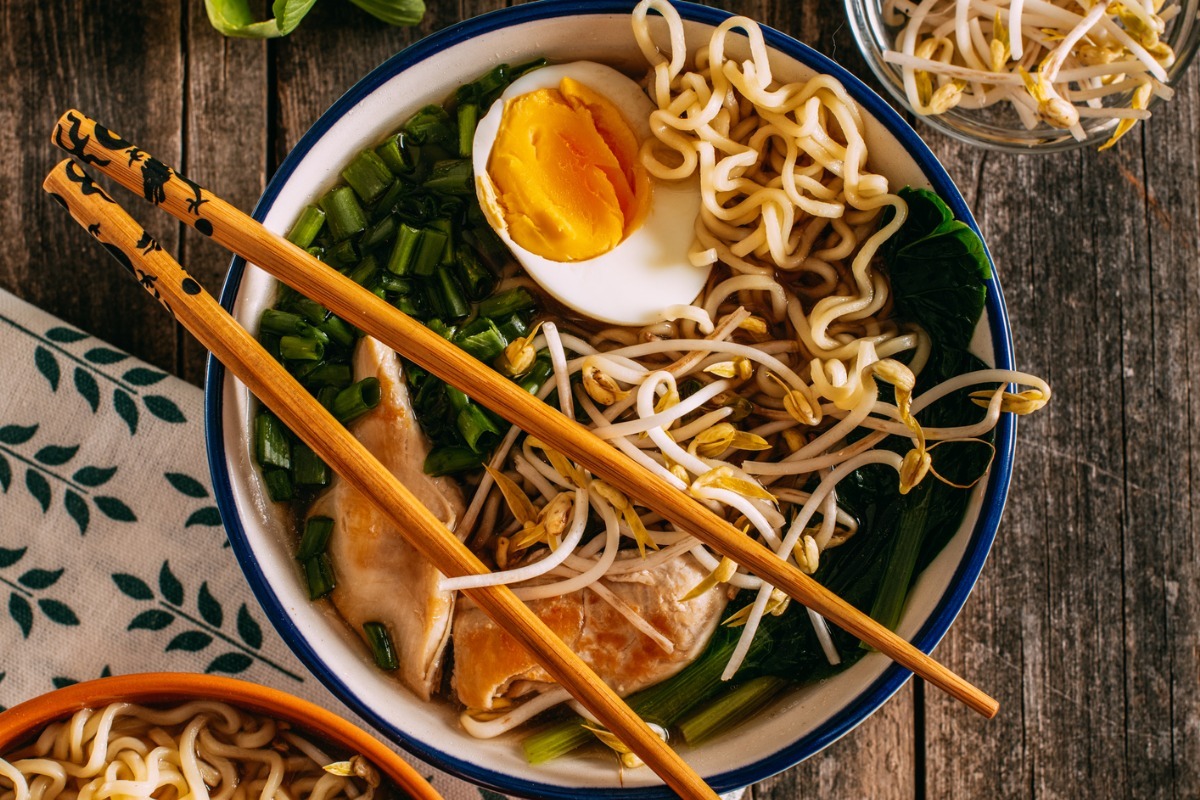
[485,77,651,262]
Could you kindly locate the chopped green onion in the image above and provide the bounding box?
[512,57,549,80]
[325,239,358,268]
[317,315,356,348]
[437,268,470,320]
[332,378,382,423]
[457,103,478,157]
[347,254,380,286]
[429,217,455,265]
[467,64,509,102]
[292,443,330,487]
[493,311,529,343]
[445,385,471,414]
[296,516,335,561]
[405,104,455,146]
[286,205,326,248]
[424,446,486,476]
[457,404,500,452]
[375,132,414,174]
[255,412,291,469]
[260,309,318,339]
[394,293,424,318]
[423,159,473,195]
[413,227,448,277]
[361,214,398,250]
[288,298,328,325]
[279,335,324,362]
[303,553,335,599]
[316,386,340,411]
[421,281,446,320]
[342,149,394,204]
[387,224,423,276]
[453,317,506,362]
[301,362,352,389]
[479,287,535,319]
[260,332,282,360]
[426,318,457,340]
[262,467,294,502]
[376,272,412,294]
[362,621,399,670]
[376,180,407,219]
[318,186,368,241]
[457,249,496,300]
[289,360,322,382]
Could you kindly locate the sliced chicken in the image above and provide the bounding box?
[308,336,466,700]
[452,554,728,710]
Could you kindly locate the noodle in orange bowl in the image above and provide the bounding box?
[0,674,440,800]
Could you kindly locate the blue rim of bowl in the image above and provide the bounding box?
[206,1,1016,796]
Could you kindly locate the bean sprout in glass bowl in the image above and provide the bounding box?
[844,0,1200,152]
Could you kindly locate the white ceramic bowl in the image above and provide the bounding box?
[206,2,1017,796]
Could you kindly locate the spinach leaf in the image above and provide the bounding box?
[884,187,991,380]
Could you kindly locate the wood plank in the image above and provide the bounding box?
[749,683,916,800]
[922,65,1200,798]
[1118,64,1200,798]
[178,3,269,385]
[0,1,183,374]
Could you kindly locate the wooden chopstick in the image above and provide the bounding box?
[41,158,719,800]
[50,109,999,720]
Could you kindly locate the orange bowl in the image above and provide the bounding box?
[0,672,441,800]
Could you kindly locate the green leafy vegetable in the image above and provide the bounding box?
[348,0,426,27]
[882,187,992,378]
[204,0,319,38]
[204,0,424,39]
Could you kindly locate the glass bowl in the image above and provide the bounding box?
[844,0,1200,152]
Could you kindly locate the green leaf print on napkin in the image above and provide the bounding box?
[0,547,80,638]
[13,322,183,434]
[112,561,303,681]
[0,422,135,534]
[164,472,223,530]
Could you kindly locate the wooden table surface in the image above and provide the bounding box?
[4,1,1198,797]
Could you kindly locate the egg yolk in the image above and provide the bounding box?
[485,77,651,262]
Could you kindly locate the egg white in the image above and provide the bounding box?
[472,61,709,327]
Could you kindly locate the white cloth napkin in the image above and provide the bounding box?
[0,288,743,800]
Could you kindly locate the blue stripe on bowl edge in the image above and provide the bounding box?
[205,1,1017,796]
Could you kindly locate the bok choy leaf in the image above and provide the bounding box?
[205,0,424,38]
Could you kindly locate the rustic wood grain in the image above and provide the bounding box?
[179,3,268,385]
[0,1,183,374]
[918,63,1200,800]
[4,1,1199,797]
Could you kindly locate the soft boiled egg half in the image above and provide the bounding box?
[472,61,709,327]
